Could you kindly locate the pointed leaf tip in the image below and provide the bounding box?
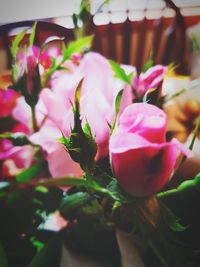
[29,22,37,47]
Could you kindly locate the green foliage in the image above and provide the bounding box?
[63,35,93,61]
[30,236,44,252]
[35,186,49,194]
[115,90,123,115]
[109,59,134,85]
[72,13,78,28]
[16,162,44,184]
[29,22,37,47]
[59,192,91,217]
[84,176,121,201]
[43,35,93,86]
[142,58,154,72]
[107,179,130,204]
[80,0,91,13]
[28,236,62,267]
[83,119,93,137]
[37,177,85,188]
[10,29,26,59]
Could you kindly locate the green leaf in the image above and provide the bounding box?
[28,235,62,267]
[160,202,187,232]
[142,58,154,72]
[63,35,93,60]
[29,22,37,47]
[16,163,44,184]
[57,135,70,148]
[80,0,91,13]
[115,89,123,115]
[107,179,130,203]
[0,243,7,267]
[110,89,123,135]
[167,62,177,73]
[32,198,43,207]
[30,236,45,252]
[10,29,26,59]
[72,13,78,28]
[83,119,93,137]
[86,178,120,201]
[59,192,91,216]
[35,185,49,194]
[109,60,134,85]
[37,177,86,188]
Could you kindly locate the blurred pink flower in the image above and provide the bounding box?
[0,139,34,178]
[0,89,33,178]
[109,103,189,197]
[0,89,19,118]
[123,64,167,97]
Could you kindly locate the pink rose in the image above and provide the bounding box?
[122,65,167,98]
[30,52,132,177]
[109,103,187,197]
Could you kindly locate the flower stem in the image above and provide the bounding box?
[31,105,38,132]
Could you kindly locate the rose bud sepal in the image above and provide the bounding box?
[59,80,97,172]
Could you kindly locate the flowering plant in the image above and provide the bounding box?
[0,23,200,267]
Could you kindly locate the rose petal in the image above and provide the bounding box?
[46,143,83,178]
[119,103,167,143]
[110,133,177,196]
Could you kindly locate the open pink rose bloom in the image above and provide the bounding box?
[10,52,132,178]
[109,103,189,197]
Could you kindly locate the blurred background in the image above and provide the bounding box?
[0,0,200,75]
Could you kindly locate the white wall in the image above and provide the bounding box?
[0,0,81,24]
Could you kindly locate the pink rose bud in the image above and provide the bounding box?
[132,65,167,96]
[109,103,185,197]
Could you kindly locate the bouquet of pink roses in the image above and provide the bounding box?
[0,23,200,267]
